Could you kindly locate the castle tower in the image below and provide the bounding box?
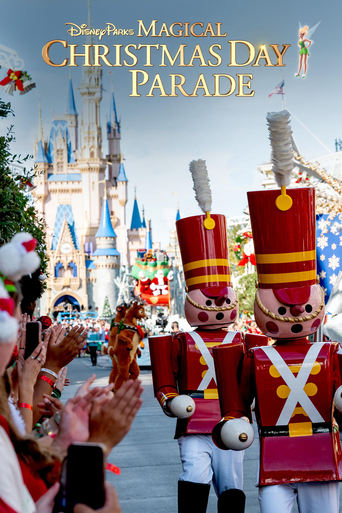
[141,207,147,228]
[93,197,120,315]
[145,220,152,251]
[65,79,78,160]
[34,140,49,217]
[166,208,182,266]
[78,61,106,236]
[107,93,121,184]
[127,193,146,266]
[115,162,129,265]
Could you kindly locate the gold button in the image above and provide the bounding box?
[304,383,318,397]
[310,362,321,375]
[269,365,280,378]
[277,385,290,399]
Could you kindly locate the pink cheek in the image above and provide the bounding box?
[265,321,279,334]
[311,319,321,330]
[230,309,237,321]
[198,312,209,322]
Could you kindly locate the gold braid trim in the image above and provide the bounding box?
[255,288,325,323]
[186,295,238,311]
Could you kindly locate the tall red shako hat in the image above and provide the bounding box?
[248,188,316,289]
[176,159,231,292]
[248,111,318,292]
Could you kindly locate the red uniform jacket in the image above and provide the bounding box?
[213,339,342,486]
[149,329,245,438]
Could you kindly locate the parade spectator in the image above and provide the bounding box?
[19,269,44,319]
[87,328,100,366]
[171,321,181,333]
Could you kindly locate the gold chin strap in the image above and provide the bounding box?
[255,287,325,323]
[186,294,238,312]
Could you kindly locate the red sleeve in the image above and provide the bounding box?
[149,335,179,408]
[213,342,252,420]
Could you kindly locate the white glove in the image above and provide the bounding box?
[220,418,254,450]
[169,395,196,418]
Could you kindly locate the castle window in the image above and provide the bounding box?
[56,149,63,161]
[55,262,64,278]
[67,261,77,277]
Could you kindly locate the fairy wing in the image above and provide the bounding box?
[307,21,321,39]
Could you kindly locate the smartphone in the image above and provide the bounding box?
[24,321,42,359]
[64,443,105,513]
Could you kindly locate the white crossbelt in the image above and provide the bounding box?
[261,343,325,425]
[190,331,237,390]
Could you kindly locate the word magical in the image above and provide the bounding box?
[42,30,291,97]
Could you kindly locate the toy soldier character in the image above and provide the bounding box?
[212,111,342,513]
[149,160,248,513]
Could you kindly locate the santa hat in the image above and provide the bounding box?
[0,232,40,282]
[0,233,40,343]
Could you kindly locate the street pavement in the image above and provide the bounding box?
[63,355,342,513]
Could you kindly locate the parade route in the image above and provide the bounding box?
[61,355,315,513]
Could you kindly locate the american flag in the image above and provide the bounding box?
[316,213,342,302]
[268,80,285,98]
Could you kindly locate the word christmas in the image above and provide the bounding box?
[42,36,291,98]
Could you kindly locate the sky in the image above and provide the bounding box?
[1,0,342,247]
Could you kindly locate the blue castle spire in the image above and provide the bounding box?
[141,206,147,228]
[176,209,181,221]
[67,79,77,116]
[96,198,116,238]
[117,162,128,182]
[112,93,120,133]
[35,140,48,163]
[145,227,152,250]
[130,196,142,230]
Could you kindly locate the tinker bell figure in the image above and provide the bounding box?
[295,22,320,78]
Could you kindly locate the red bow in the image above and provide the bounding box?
[238,253,256,266]
[22,238,37,252]
[0,69,24,92]
[0,297,15,316]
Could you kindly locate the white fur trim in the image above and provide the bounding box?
[8,398,26,436]
[0,313,18,343]
[0,245,22,278]
[0,425,35,513]
[0,232,40,281]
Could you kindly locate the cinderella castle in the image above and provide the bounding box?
[33,65,151,316]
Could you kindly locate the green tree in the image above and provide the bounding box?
[0,99,47,272]
[102,296,112,319]
[235,272,257,314]
[227,223,256,317]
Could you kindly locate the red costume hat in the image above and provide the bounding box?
[247,187,317,290]
[176,214,232,292]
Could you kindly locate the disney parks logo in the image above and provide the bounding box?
[65,23,134,39]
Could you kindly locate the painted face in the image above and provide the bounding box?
[254,284,325,339]
[184,286,239,330]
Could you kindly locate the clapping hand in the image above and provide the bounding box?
[88,379,143,455]
[45,326,87,373]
